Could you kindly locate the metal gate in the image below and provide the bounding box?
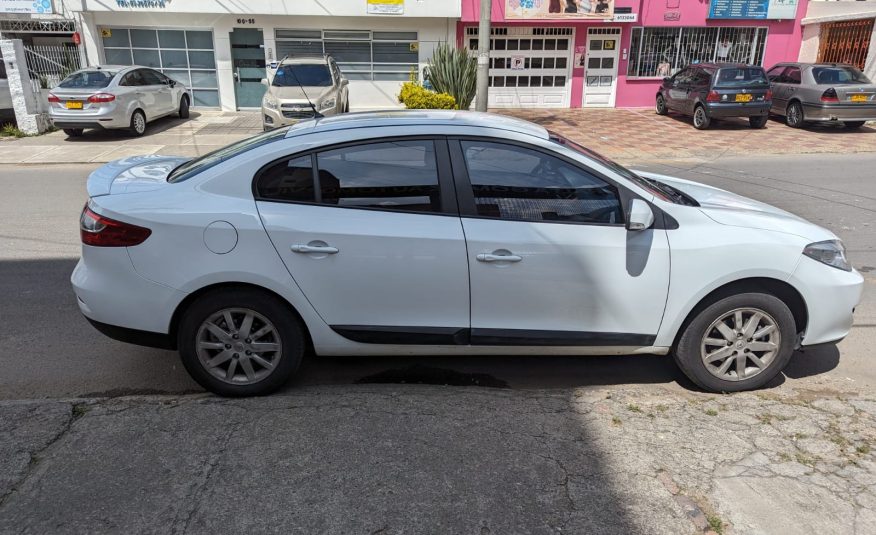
[817,18,874,70]
[24,45,81,90]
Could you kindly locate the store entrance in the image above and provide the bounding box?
[582,27,621,108]
[230,27,267,109]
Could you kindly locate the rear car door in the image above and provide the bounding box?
[450,138,670,346]
[123,70,156,119]
[767,66,789,113]
[140,69,174,115]
[256,138,471,342]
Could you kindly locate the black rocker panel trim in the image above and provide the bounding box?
[331,326,470,345]
[331,326,656,347]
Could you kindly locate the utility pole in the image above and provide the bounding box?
[475,0,491,112]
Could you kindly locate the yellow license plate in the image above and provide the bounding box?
[851,94,868,102]
[65,101,83,109]
[735,94,753,103]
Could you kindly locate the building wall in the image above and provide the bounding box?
[800,1,876,80]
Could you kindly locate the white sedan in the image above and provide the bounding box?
[71,111,863,396]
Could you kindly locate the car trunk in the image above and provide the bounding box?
[823,84,876,104]
[86,155,190,197]
[713,67,770,104]
[50,87,106,112]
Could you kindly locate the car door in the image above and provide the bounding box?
[122,69,156,120]
[450,138,670,346]
[141,69,174,115]
[667,68,691,112]
[766,66,788,114]
[256,138,471,342]
[781,66,802,110]
[686,68,709,115]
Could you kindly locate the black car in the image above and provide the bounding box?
[656,63,772,130]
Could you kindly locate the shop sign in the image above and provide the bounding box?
[606,13,637,23]
[708,0,799,20]
[115,0,170,7]
[1,0,53,14]
[505,0,614,20]
[367,0,403,15]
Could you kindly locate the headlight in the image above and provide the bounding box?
[803,240,852,271]
[319,98,336,110]
[262,94,278,110]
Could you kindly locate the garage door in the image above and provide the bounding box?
[466,26,574,108]
[101,27,219,107]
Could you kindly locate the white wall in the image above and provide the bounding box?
[800,2,876,80]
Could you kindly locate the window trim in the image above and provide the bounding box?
[447,136,628,228]
[252,135,459,218]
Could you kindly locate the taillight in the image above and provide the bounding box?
[47,93,60,103]
[87,93,116,103]
[706,90,720,102]
[820,88,839,103]
[765,89,773,100]
[80,205,151,247]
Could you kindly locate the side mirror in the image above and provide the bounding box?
[260,78,269,87]
[662,77,671,84]
[627,199,655,231]
[168,80,176,88]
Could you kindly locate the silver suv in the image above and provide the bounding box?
[261,55,349,130]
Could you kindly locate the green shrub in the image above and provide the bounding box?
[398,82,456,110]
[0,123,27,138]
[426,43,477,110]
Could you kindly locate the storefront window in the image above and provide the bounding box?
[627,27,768,78]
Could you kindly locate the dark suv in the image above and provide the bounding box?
[656,63,772,130]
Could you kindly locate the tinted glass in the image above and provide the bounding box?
[58,70,118,88]
[316,140,441,213]
[273,64,332,87]
[785,67,801,84]
[257,155,315,202]
[812,66,871,85]
[461,141,623,224]
[130,29,158,48]
[168,127,289,183]
[140,69,164,85]
[714,67,769,87]
[766,66,785,82]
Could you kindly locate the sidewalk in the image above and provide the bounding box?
[1,108,874,166]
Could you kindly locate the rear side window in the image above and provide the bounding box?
[460,141,623,224]
[714,67,768,87]
[58,70,118,88]
[785,67,801,84]
[256,155,315,202]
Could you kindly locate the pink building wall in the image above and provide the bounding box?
[460,0,808,108]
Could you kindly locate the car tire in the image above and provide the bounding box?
[177,288,305,397]
[693,105,711,130]
[129,109,147,136]
[785,101,805,128]
[749,115,768,129]
[844,121,866,129]
[178,95,190,119]
[656,94,668,116]
[63,128,84,137]
[673,292,796,393]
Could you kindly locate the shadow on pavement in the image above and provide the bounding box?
[58,112,202,141]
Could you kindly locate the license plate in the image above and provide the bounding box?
[850,94,868,102]
[735,94,753,103]
[65,101,83,109]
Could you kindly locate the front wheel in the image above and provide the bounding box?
[749,115,768,129]
[786,101,805,128]
[129,109,147,136]
[178,95,190,119]
[177,288,305,397]
[844,121,866,129]
[656,94,668,115]
[673,293,796,392]
[693,105,711,130]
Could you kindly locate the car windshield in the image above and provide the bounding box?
[812,66,871,85]
[714,67,768,88]
[58,70,118,89]
[272,64,332,87]
[167,127,290,183]
[549,132,698,206]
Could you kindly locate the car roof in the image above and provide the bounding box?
[284,110,550,140]
[278,55,330,65]
[693,63,762,69]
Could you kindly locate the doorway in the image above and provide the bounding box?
[582,27,621,108]
[230,27,267,109]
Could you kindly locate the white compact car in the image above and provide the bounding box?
[71,111,863,396]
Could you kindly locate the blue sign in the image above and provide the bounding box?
[709,0,799,20]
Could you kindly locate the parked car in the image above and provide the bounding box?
[261,55,349,131]
[49,65,189,137]
[0,60,14,120]
[767,62,876,129]
[656,63,772,130]
[72,111,862,397]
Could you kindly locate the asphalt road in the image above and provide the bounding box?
[1,153,874,399]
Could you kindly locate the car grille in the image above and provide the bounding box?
[281,108,316,119]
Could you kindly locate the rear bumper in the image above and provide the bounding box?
[705,102,771,118]
[86,318,175,350]
[51,120,109,130]
[50,105,129,130]
[802,102,876,122]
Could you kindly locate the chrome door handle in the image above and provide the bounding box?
[477,252,522,263]
[291,243,338,254]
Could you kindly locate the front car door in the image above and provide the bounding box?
[256,138,470,343]
[766,65,788,114]
[121,70,156,120]
[450,137,670,347]
[141,68,174,115]
[667,68,691,112]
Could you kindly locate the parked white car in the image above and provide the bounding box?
[71,111,863,396]
[49,65,189,137]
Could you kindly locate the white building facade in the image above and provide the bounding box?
[799,0,876,81]
[63,0,460,111]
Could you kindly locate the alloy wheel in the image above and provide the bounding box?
[786,103,803,127]
[700,307,781,381]
[134,113,146,134]
[694,107,707,129]
[195,307,283,385]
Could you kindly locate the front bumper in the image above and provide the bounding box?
[262,105,335,128]
[705,101,771,118]
[802,102,876,123]
[788,257,864,346]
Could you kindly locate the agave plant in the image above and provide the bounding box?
[426,43,477,110]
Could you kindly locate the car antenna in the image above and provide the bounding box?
[278,55,323,119]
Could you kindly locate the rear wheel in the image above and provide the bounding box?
[63,128,84,137]
[178,95,190,119]
[749,115,768,129]
[129,109,147,136]
[693,105,711,130]
[656,94,668,115]
[177,288,305,397]
[844,121,866,129]
[673,292,796,392]
[786,101,805,128]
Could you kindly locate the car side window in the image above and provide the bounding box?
[256,155,316,202]
[785,67,801,85]
[767,66,786,83]
[460,141,623,225]
[120,71,140,86]
[316,140,441,213]
[672,69,689,86]
[140,69,164,85]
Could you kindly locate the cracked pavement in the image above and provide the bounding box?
[1,385,875,534]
